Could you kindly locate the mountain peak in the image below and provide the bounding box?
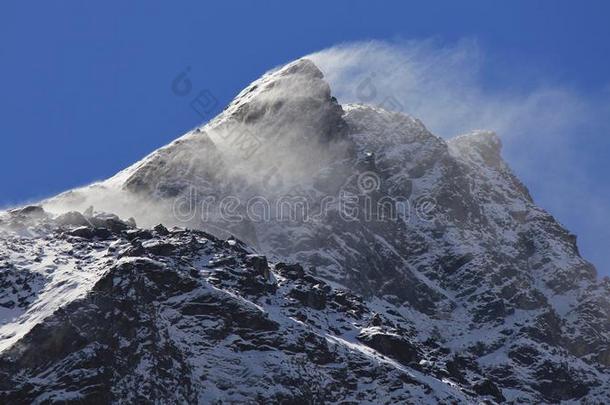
[224,58,330,118]
[448,129,503,168]
[7,55,610,404]
[276,58,324,79]
[95,58,349,200]
[198,58,349,171]
[451,129,502,152]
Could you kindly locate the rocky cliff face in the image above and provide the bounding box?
[0,209,479,403]
[1,59,609,404]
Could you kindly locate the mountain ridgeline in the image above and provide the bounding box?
[1,59,608,404]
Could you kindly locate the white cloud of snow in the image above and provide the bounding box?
[308,39,610,275]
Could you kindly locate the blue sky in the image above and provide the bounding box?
[1,1,609,275]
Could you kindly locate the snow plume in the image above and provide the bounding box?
[308,39,594,140]
[309,40,610,274]
[40,58,353,231]
[41,184,177,229]
[199,59,351,193]
[34,41,609,273]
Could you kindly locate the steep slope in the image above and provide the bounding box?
[1,58,609,403]
[1,207,485,404]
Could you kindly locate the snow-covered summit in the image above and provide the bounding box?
[449,130,504,169]
[2,57,609,403]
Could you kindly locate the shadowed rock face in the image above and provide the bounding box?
[0,208,607,403]
[0,212,477,403]
[4,58,609,403]
[122,59,349,200]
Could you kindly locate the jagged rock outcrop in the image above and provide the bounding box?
[0,209,478,403]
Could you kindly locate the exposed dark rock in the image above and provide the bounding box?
[55,211,91,227]
[508,345,540,366]
[9,205,46,218]
[534,361,592,402]
[123,228,154,241]
[290,284,327,310]
[67,226,112,240]
[153,224,170,236]
[357,329,421,366]
[473,379,505,402]
[244,254,270,278]
[142,241,176,256]
[275,262,305,280]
